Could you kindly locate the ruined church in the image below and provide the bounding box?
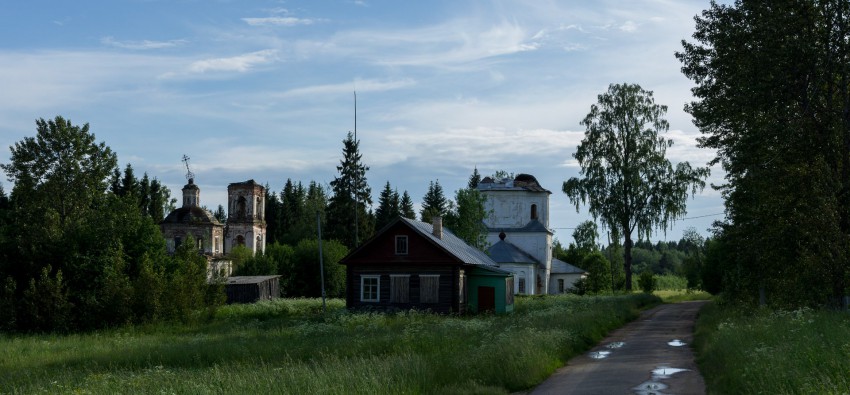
[160,178,266,257]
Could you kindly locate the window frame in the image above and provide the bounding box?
[558,278,565,293]
[518,277,526,294]
[360,275,380,302]
[395,235,409,255]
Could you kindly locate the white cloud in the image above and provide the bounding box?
[242,17,316,26]
[187,49,278,74]
[275,78,416,98]
[619,21,638,33]
[101,36,188,50]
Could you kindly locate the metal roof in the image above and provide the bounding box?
[487,240,540,264]
[551,258,588,274]
[225,275,281,285]
[400,217,499,267]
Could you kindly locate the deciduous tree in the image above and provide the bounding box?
[563,84,708,290]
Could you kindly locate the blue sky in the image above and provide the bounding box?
[0,0,725,245]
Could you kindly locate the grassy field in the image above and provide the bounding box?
[695,302,850,394]
[0,294,660,394]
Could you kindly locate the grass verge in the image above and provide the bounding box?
[0,294,659,394]
[695,302,850,394]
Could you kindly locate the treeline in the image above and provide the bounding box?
[0,117,222,332]
[679,1,850,307]
[0,120,492,333]
[556,221,708,294]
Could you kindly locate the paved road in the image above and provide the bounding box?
[530,301,708,395]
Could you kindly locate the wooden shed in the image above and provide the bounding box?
[224,275,280,304]
[466,265,514,313]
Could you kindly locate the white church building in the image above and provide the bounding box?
[479,174,586,295]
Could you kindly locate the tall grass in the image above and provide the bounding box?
[0,294,659,394]
[695,302,850,394]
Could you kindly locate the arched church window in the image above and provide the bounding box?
[256,196,263,219]
[531,204,538,220]
[237,196,247,219]
[236,235,245,246]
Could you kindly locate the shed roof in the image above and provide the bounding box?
[225,275,281,285]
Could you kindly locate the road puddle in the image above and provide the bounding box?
[667,339,687,347]
[632,380,668,395]
[632,366,691,394]
[651,367,690,379]
[606,341,625,349]
[588,350,611,359]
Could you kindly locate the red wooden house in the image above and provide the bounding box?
[340,217,513,314]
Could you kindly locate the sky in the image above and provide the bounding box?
[0,0,727,245]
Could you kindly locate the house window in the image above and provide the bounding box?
[390,275,410,303]
[197,238,203,251]
[361,275,380,302]
[395,235,408,255]
[420,275,440,303]
[174,236,182,248]
[214,236,220,253]
[558,279,565,293]
[506,277,515,305]
[518,277,526,294]
[531,204,538,220]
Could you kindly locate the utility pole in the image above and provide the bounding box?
[317,211,326,312]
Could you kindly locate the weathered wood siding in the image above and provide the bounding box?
[346,264,465,313]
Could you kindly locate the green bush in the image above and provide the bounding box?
[638,270,656,293]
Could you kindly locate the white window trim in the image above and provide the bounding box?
[360,275,380,302]
[395,235,408,255]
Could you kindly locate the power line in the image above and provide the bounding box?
[551,212,725,230]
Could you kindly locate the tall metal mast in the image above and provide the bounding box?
[353,90,359,247]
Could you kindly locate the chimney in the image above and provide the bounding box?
[432,216,443,239]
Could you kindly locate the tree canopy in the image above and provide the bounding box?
[563,83,708,290]
[678,0,850,307]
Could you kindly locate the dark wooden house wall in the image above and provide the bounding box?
[346,264,465,313]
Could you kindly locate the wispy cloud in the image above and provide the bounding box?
[276,78,416,98]
[101,36,188,50]
[187,49,278,74]
[242,17,316,27]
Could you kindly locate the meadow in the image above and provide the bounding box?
[695,302,850,394]
[0,293,659,394]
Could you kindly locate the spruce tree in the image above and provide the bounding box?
[327,132,372,249]
[400,191,416,220]
[375,181,401,230]
[420,180,448,223]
